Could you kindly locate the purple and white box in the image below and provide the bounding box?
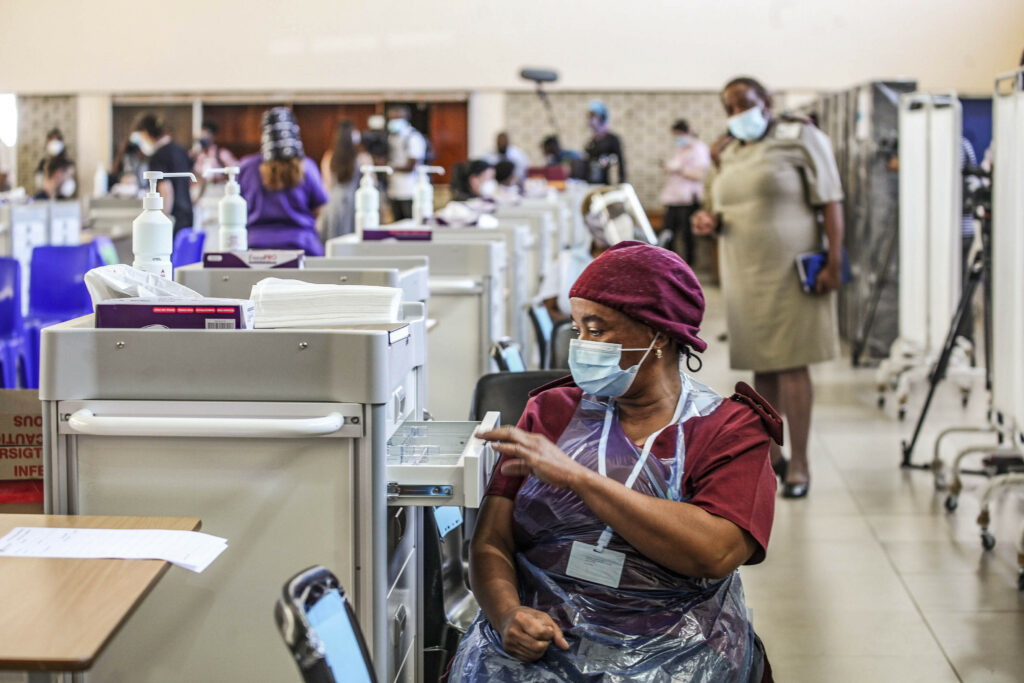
[203,250,305,269]
[95,297,255,330]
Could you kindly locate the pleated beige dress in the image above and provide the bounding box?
[705,120,844,372]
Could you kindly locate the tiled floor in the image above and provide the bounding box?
[695,288,1024,682]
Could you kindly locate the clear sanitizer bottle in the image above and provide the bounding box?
[412,165,445,225]
[204,166,248,251]
[355,165,393,238]
[133,170,196,279]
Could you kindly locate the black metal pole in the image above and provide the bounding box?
[901,251,984,467]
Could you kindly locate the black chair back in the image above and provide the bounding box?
[550,318,575,370]
[470,370,569,424]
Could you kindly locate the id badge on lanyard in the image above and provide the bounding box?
[564,393,684,589]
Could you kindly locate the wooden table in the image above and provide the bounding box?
[0,514,201,675]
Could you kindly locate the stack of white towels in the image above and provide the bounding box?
[250,278,402,329]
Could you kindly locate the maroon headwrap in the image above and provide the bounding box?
[569,241,707,352]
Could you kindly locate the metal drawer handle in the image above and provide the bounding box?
[66,409,345,438]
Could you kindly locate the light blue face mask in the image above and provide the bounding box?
[675,135,691,147]
[727,106,769,141]
[568,336,659,397]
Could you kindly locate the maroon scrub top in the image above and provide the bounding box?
[485,381,781,564]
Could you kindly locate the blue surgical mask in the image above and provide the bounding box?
[387,118,407,134]
[569,336,659,397]
[675,135,690,147]
[728,106,769,141]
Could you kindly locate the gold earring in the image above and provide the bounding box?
[655,348,663,359]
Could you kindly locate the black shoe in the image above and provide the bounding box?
[771,457,789,481]
[782,481,810,499]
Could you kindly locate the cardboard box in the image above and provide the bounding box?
[0,390,43,480]
[95,298,256,330]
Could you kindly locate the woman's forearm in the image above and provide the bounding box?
[569,468,755,579]
[823,201,844,267]
[468,497,522,625]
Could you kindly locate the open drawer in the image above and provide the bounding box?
[386,412,499,508]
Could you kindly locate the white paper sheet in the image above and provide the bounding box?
[0,527,228,573]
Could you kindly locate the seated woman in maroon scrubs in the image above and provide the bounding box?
[449,242,780,682]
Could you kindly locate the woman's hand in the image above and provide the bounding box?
[477,426,590,490]
[814,263,842,293]
[691,210,719,236]
[497,606,569,662]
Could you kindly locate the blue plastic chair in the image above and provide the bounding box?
[91,235,120,265]
[23,244,100,388]
[172,228,206,270]
[0,259,27,388]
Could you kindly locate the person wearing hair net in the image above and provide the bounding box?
[237,107,329,255]
[693,77,844,499]
[583,100,626,184]
[450,242,779,682]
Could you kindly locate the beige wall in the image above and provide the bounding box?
[0,0,1021,95]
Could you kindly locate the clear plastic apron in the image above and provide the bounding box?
[450,372,763,682]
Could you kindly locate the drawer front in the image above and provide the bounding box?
[386,506,417,586]
[386,413,500,508]
[387,545,418,683]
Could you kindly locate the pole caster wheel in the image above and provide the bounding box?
[1018,573,1024,592]
[898,406,907,421]
[877,395,885,409]
[944,494,958,512]
[961,394,970,408]
[980,530,996,551]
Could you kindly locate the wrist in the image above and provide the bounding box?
[568,465,598,495]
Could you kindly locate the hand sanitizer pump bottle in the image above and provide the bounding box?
[132,171,196,279]
[204,166,248,251]
[354,165,393,239]
[412,165,445,225]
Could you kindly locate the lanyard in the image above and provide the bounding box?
[592,389,686,552]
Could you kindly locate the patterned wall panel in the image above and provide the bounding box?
[505,91,727,209]
[16,95,77,190]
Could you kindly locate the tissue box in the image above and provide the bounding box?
[203,251,305,269]
[95,297,255,330]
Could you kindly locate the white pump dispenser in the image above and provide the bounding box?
[132,170,197,279]
[204,166,248,251]
[412,165,445,224]
[355,165,393,238]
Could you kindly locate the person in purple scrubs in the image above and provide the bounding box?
[238,107,329,255]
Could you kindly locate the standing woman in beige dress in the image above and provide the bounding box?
[693,77,844,498]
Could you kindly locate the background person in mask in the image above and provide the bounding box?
[536,186,640,322]
[429,159,497,227]
[385,105,427,221]
[191,119,238,181]
[660,119,710,266]
[452,242,778,682]
[132,114,194,232]
[35,128,75,197]
[32,156,75,201]
[692,76,844,499]
[583,100,626,184]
